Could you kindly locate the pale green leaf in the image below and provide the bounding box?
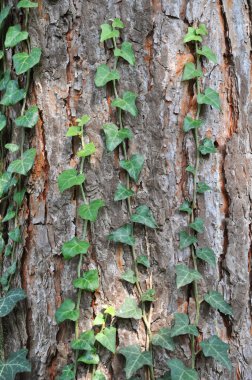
[78,199,105,222]
[120,154,144,182]
[13,47,41,75]
[93,313,105,326]
[189,217,204,233]
[55,299,79,323]
[104,305,116,317]
[77,114,90,127]
[197,87,220,110]
[58,364,75,380]
[5,25,28,48]
[196,45,217,63]
[131,205,157,229]
[168,359,198,380]
[176,264,202,288]
[58,169,85,192]
[112,91,138,117]
[78,350,99,365]
[100,23,119,42]
[77,142,96,158]
[62,237,90,260]
[204,291,233,316]
[95,64,120,87]
[198,138,217,155]
[196,24,208,36]
[71,330,95,351]
[196,247,216,267]
[108,224,135,246]
[186,165,196,175]
[200,335,232,370]
[8,227,21,242]
[0,349,31,380]
[182,62,202,81]
[0,112,6,131]
[17,0,38,7]
[116,297,142,319]
[73,269,99,292]
[0,80,26,106]
[103,123,132,152]
[183,116,202,132]
[2,207,15,222]
[7,148,36,175]
[183,27,202,43]
[152,328,175,351]
[114,41,135,65]
[119,345,152,379]
[121,269,137,284]
[0,6,11,29]
[96,326,116,353]
[179,231,197,249]
[0,288,26,317]
[5,143,19,152]
[112,18,124,29]
[179,200,192,214]
[15,105,39,128]
[141,289,155,302]
[66,126,81,137]
[136,255,150,268]
[171,313,198,337]
[197,182,211,193]
[114,182,134,201]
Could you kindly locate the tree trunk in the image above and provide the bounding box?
[5,0,252,379]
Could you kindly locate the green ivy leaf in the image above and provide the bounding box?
[58,364,75,380]
[5,25,28,48]
[171,313,198,337]
[78,199,105,222]
[116,297,142,319]
[0,112,6,131]
[114,182,134,201]
[183,116,202,132]
[196,24,208,36]
[189,217,204,233]
[77,114,90,127]
[119,345,152,379]
[168,359,198,380]
[121,269,137,284]
[95,64,120,87]
[196,46,217,64]
[112,91,138,117]
[71,330,95,351]
[182,63,202,81]
[7,148,36,175]
[199,138,217,155]
[0,349,31,380]
[197,87,220,110]
[13,47,41,75]
[112,18,124,29]
[197,182,211,193]
[179,231,197,249]
[73,269,99,292]
[186,165,196,175]
[13,189,26,206]
[78,350,99,365]
[196,247,216,267]
[157,373,171,380]
[93,313,105,326]
[58,169,85,193]
[2,207,15,222]
[0,51,3,59]
[108,224,135,246]
[136,255,150,268]
[200,335,232,370]
[0,6,11,29]
[66,126,81,137]
[0,70,10,91]
[179,200,192,214]
[141,289,155,302]
[0,288,26,317]
[62,237,90,260]
[176,264,202,289]
[0,172,14,197]
[5,143,19,152]
[120,154,144,182]
[0,261,16,287]
[17,0,38,7]
[92,370,106,380]
[204,291,233,316]
[183,27,202,43]
[8,227,21,242]
[0,80,26,106]
[104,305,116,317]
[130,205,157,229]
[96,326,116,353]
[55,299,79,323]
[152,328,175,351]
[100,24,119,42]
[77,142,96,158]
[4,244,12,257]
[103,123,132,152]
[114,41,135,65]
[15,105,39,128]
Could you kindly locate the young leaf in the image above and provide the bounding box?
[7,148,36,175]
[183,27,202,43]
[8,227,21,242]
[196,24,208,36]
[119,345,152,379]
[58,169,85,192]
[141,289,155,302]
[121,269,137,284]
[5,25,28,48]
[104,305,116,317]
[196,45,217,64]
[136,255,150,268]
[96,326,116,353]
[95,64,120,87]
[116,297,142,319]
[103,123,132,152]
[197,182,211,193]
[200,335,232,370]
[182,63,203,81]
[55,299,79,323]
[66,126,81,137]
[58,364,75,380]
[108,224,135,246]
[114,41,135,65]
[0,288,26,317]
[73,269,99,292]
[120,154,144,182]
[170,313,198,337]
[78,350,99,365]
[114,182,134,201]
[62,237,90,260]
[93,313,105,326]
[77,142,96,158]
[17,0,38,7]
[179,231,197,249]
[78,199,105,222]
[197,87,220,110]
[112,18,124,29]
[0,112,6,131]
[198,138,217,155]
[5,143,19,152]
[168,359,198,380]
[13,47,42,75]
[186,165,196,175]
[77,114,90,127]
[196,247,216,267]
[15,105,39,128]
[183,116,202,132]
[189,217,204,233]
[0,6,11,29]
[130,205,157,229]
[204,291,233,316]
[152,328,175,351]
[71,330,95,351]
[0,80,26,106]
[0,349,31,380]
[112,91,138,117]
[176,264,202,288]
[179,200,192,214]
[92,370,106,380]
[100,23,119,42]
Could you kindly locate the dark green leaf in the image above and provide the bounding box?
[62,237,90,260]
[141,289,155,302]
[136,255,150,268]
[196,24,208,36]
[179,231,197,249]
[0,234,5,254]
[114,41,135,65]
[200,335,231,370]
[0,261,17,287]
[119,345,152,379]
[103,123,132,152]
[108,224,135,246]
[77,142,96,158]
[58,364,75,380]
[197,182,211,193]
[189,217,204,233]
[0,172,13,197]
[2,207,15,222]
[5,25,28,48]
[171,313,198,337]
[95,64,120,87]
[0,112,6,131]
[55,299,79,323]
[73,269,99,292]
[0,349,31,380]
[183,27,202,43]
[0,6,11,29]
[186,165,196,175]
[176,264,202,288]
[157,373,171,380]
[120,154,144,182]
[14,189,26,206]
[100,24,119,42]
[112,91,138,117]
[7,148,36,175]
[131,205,157,229]
[152,328,175,351]
[15,105,39,128]
[198,138,217,155]
[58,169,85,193]
[96,326,116,353]
[78,350,99,365]
[13,47,41,75]
[71,330,95,351]
[8,227,21,242]
[179,200,192,214]
[196,247,216,267]
[0,288,26,317]
[114,182,134,201]
[4,244,12,257]
[78,199,105,222]
[182,63,202,81]
[196,46,217,63]
[183,116,202,132]
[17,0,38,7]
[5,143,19,152]
[204,291,233,316]
[0,51,3,60]
[116,297,142,319]
[112,18,124,29]
[0,80,26,106]
[0,70,10,91]
[121,269,137,284]
[197,87,220,110]
[168,359,198,380]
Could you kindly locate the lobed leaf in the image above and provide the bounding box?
[66,126,81,137]
[95,64,120,87]
[116,297,142,319]
[0,6,11,29]
[121,269,137,284]
[200,335,232,370]
[198,138,217,155]
[186,165,196,175]
[5,25,28,48]
[92,370,106,380]
[5,143,19,152]
[0,70,11,91]
[120,154,144,182]
[7,148,36,175]
[195,24,208,36]
[168,359,198,380]
[112,18,124,29]
[8,227,21,242]
[0,288,26,317]
[152,328,175,351]
[77,142,96,158]
[204,291,233,316]
[15,105,39,128]
[96,326,116,353]
[14,189,26,206]
[179,231,197,249]
[136,255,150,268]
[78,350,99,365]
[78,199,105,222]
[141,289,155,302]
[114,182,134,201]
[0,80,26,106]
[71,330,95,351]
[189,217,204,233]
[119,345,152,379]
[0,172,14,197]
[0,349,31,380]
[197,182,211,193]
[100,23,119,42]
[171,313,198,337]
[197,45,217,64]
[73,269,99,292]
[58,364,75,380]
[176,264,202,288]
[77,114,90,127]
[62,237,90,260]
[183,116,202,132]
[197,87,220,110]
[183,27,202,43]
[13,47,41,75]
[112,91,138,117]
[58,169,85,193]
[182,62,202,81]
[179,200,192,214]
[114,41,135,65]
[55,299,79,323]
[196,247,216,267]
[93,313,105,326]
[0,112,6,131]
[130,205,157,229]
[103,123,132,152]
[108,224,135,246]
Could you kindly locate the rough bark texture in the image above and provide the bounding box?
[4,0,252,379]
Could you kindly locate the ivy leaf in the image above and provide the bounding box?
[186,165,196,175]
[2,207,15,222]
[108,224,135,246]
[0,6,11,29]
[183,116,202,132]
[92,370,106,380]
[14,189,26,206]
[0,288,26,317]
[93,313,105,326]
[197,182,211,193]
[196,247,216,267]
[0,349,31,380]
[71,330,95,351]
[77,142,96,158]
[62,237,90,260]
[8,227,21,242]
[119,345,152,379]
[182,63,202,81]
[96,326,116,353]
[179,200,192,214]
[5,25,28,48]
[114,42,135,65]
[120,154,144,182]
[78,350,99,365]
[0,51,3,59]
[183,27,202,43]
[112,91,138,117]
[73,269,99,292]
[199,138,217,155]
[136,255,150,268]
[196,24,208,36]
[55,299,79,323]
[196,46,217,64]
[197,87,220,110]
[141,289,155,302]
[7,148,36,176]
[171,313,198,337]
[58,364,75,380]
[200,335,232,370]
[0,80,26,106]
[131,205,157,229]
[112,18,124,29]
[58,169,85,192]
[103,123,132,152]
[189,217,204,233]
[15,105,39,128]
[176,264,202,289]
[0,112,6,131]
[77,114,90,127]
[78,199,105,222]
[121,269,137,284]
[5,143,19,152]
[17,0,38,7]
[4,244,12,257]
[0,70,10,91]
[0,262,16,287]
[0,172,13,197]
[157,373,171,380]
[179,231,197,249]
[66,126,81,137]
[114,182,134,201]
[104,305,116,317]
[116,297,142,319]
[95,64,120,87]
[204,291,233,316]
[100,23,119,42]
[13,47,41,75]
[152,328,175,351]
[168,359,198,380]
